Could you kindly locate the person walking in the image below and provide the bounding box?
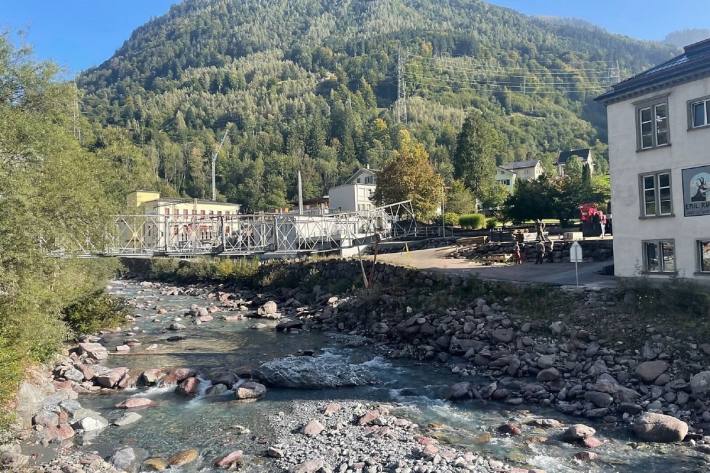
[535,240,546,264]
[513,241,523,265]
[600,213,607,239]
[546,238,555,263]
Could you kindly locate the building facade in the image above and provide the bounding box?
[597,38,710,279]
[500,159,543,181]
[329,168,378,212]
[495,166,517,193]
[557,149,595,176]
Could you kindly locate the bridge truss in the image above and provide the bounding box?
[54,201,416,258]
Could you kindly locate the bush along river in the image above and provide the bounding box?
[5,268,710,472]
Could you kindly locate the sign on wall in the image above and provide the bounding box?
[683,165,710,217]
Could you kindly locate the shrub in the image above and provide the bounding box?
[438,212,460,227]
[486,217,499,229]
[62,292,130,335]
[150,258,180,280]
[459,213,486,229]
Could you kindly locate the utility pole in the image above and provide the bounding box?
[297,170,304,216]
[211,124,232,201]
[397,49,408,124]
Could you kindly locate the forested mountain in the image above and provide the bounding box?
[664,29,710,49]
[78,0,676,211]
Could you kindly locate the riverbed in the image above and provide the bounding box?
[33,280,707,472]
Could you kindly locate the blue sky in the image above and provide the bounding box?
[3,0,709,76]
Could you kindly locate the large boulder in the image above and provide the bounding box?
[94,367,129,389]
[78,342,108,361]
[632,413,688,443]
[537,367,561,382]
[690,371,710,396]
[636,361,669,384]
[257,301,281,319]
[561,424,596,443]
[253,356,374,388]
[111,447,140,473]
[234,381,267,400]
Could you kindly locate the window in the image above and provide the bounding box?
[643,240,676,273]
[637,99,669,150]
[689,97,710,129]
[698,241,710,273]
[640,171,673,217]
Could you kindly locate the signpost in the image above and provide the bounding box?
[570,241,583,287]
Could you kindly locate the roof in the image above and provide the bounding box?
[144,198,240,207]
[557,149,591,165]
[496,166,516,175]
[344,167,379,185]
[501,159,540,171]
[596,37,710,104]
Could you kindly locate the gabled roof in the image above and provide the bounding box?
[344,167,379,185]
[596,38,710,104]
[557,149,591,165]
[496,166,516,175]
[501,159,540,171]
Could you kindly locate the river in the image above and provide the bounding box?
[43,280,705,472]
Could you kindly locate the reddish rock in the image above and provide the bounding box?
[303,420,325,437]
[323,403,342,416]
[95,367,129,388]
[581,436,603,448]
[115,397,156,409]
[77,342,108,361]
[141,369,166,385]
[176,377,200,397]
[357,409,381,426]
[162,367,195,386]
[214,450,243,469]
[235,382,266,400]
[42,424,75,443]
[497,422,522,436]
[74,363,95,381]
[574,451,599,461]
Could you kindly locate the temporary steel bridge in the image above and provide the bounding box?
[53,201,416,258]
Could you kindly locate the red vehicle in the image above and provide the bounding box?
[579,203,609,237]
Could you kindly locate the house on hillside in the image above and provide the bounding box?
[329,168,378,212]
[495,167,517,193]
[500,159,544,181]
[557,148,594,176]
[596,37,710,280]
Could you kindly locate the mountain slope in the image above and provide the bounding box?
[78,0,676,210]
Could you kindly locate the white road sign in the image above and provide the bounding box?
[570,241,583,263]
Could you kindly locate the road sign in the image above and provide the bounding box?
[570,242,583,263]
[570,241,583,287]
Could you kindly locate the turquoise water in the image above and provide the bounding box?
[65,281,708,472]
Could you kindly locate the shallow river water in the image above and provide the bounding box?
[61,280,707,472]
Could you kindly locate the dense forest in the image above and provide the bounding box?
[77,0,677,212]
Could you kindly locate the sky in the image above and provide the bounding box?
[2,0,710,77]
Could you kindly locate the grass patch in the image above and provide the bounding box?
[62,291,131,335]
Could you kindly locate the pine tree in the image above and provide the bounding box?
[453,112,503,199]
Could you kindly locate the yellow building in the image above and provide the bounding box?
[123,191,241,252]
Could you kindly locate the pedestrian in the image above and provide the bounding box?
[513,241,523,265]
[546,238,555,263]
[535,240,545,264]
[592,211,602,238]
[600,213,607,239]
[535,219,546,242]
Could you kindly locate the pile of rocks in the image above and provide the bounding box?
[269,401,510,473]
[449,240,613,263]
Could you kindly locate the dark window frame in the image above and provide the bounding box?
[638,170,673,218]
[634,94,671,151]
[698,240,710,273]
[688,95,710,130]
[642,239,677,274]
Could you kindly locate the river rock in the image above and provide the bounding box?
[632,413,688,442]
[140,369,165,385]
[78,342,108,361]
[303,419,325,437]
[111,447,139,473]
[143,457,168,471]
[113,412,142,426]
[690,371,710,396]
[115,397,156,409]
[253,355,374,388]
[323,402,342,416]
[95,367,129,388]
[72,411,108,432]
[235,381,267,400]
[537,367,561,382]
[168,449,199,467]
[169,322,186,331]
[214,450,243,469]
[636,361,669,384]
[293,458,331,473]
[561,424,596,442]
[257,301,280,319]
[176,377,200,396]
[447,382,471,400]
[585,391,613,408]
[41,423,75,444]
[491,328,514,343]
[574,451,599,462]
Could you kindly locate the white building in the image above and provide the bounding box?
[556,149,594,176]
[495,166,517,193]
[597,37,710,280]
[500,159,544,182]
[329,168,378,212]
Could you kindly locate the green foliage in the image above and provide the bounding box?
[374,130,444,220]
[438,212,460,227]
[459,213,486,229]
[454,112,504,198]
[149,257,260,283]
[62,292,130,335]
[75,0,675,210]
[445,180,476,215]
[486,217,500,229]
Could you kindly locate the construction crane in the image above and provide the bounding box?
[211,124,232,201]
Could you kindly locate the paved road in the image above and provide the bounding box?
[373,246,616,288]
